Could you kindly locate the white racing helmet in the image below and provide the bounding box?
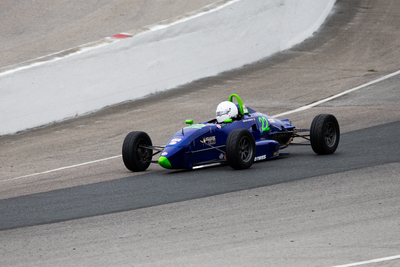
[216,101,238,123]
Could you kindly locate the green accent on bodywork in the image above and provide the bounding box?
[224,119,233,123]
[185,124,207,130]
[158,156,172,169]
[228,94,248,115]
[185,119,193,125]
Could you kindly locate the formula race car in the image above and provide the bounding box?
[122,94,339,171]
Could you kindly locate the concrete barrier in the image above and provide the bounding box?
[0,0,335,135]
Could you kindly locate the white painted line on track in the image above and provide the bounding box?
[3,69,400,183]
[1,155,121,183]
[332,254,400,267]
[272,69,400,118]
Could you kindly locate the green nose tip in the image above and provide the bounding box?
[158,156,172,169]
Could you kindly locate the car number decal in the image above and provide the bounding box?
[258,117,270,131]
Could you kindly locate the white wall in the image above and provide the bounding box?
[0,0,335,135]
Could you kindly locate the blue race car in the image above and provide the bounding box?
[122,94,340,171]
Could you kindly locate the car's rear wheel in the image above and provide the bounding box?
[310,114,340,155]
[122,131,152,172]
[226,129,255,170]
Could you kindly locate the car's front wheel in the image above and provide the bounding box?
[310,114,340,155]
[226,129,256,170]
[122,131,152,172]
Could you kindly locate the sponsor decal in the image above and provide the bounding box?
[216,124,222,129]
[254,155,267,161]
[219,153,226,160]
[268,119,275,123]
[161,152,168,156]
[243,104,249,114]
[203,136,216,145]
[243,118,256,122]
[169,138,182,145]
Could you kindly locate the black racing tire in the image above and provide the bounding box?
[310,114,340,155]
[122,131,152,172]
[226,129,256,170]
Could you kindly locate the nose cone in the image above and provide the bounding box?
[158,156,172,169]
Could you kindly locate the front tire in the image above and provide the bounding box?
[310,114,340,155]
[122,131,152,172]
[226,129,256,170]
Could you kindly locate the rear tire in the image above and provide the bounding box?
[226,129,256,170]
[122,131,152,172]
[310,114,340,155]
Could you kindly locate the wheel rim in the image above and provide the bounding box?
[324,122,337,147]
[239,136,253,162]
[137,139,150,163]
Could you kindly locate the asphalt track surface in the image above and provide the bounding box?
[1,120,400,231]
[1,1,400,267]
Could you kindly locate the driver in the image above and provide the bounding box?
[216,101,239,123]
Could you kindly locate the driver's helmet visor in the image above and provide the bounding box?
[216,108,231,117]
